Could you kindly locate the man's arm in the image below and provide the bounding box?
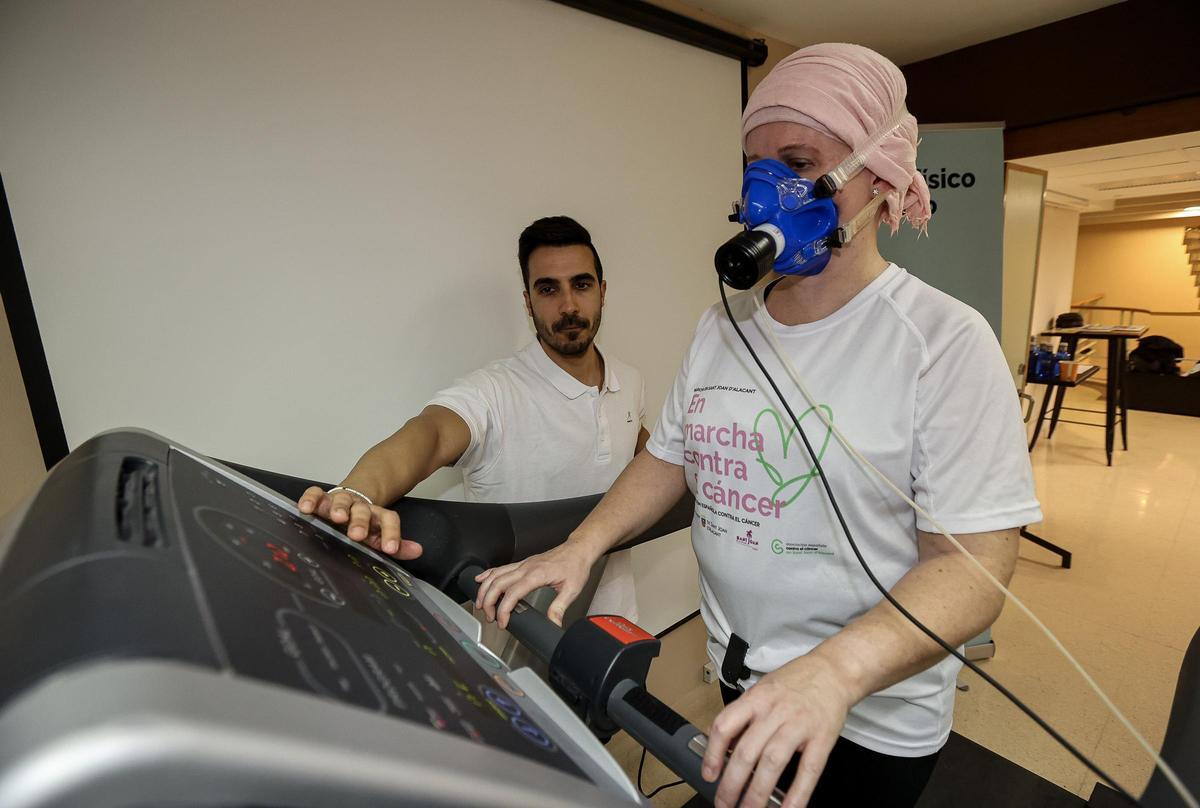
[334,405,471,505]
[475,450,686,626]
[704,527,1019,808]
[297,405,470,557]
[635,426,650,454]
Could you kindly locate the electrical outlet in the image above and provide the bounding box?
[702,661,715,684]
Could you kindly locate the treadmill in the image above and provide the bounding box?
[0,429,737,807]
[2,430,1196,807]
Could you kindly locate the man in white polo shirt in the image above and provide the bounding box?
[297,216,647,629]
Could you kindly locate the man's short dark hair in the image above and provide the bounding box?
[518,216,603,289]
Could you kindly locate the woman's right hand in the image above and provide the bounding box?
[297,486,423,560]
[473,538,599,628]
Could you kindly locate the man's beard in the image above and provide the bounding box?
[534,310,601,357]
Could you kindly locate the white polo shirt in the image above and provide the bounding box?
[428,339,645,619]
[648,264,1041,756]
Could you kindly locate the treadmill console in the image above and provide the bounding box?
[176,458,579,771]
[0,430,641,807]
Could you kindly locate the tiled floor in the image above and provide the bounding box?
[962,385,1197,800]
[611,383,1199,806]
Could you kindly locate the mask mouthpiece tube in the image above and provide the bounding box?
[753,223,786,257]
[714,226,781,290]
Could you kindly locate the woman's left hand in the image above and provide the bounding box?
[701,653,855,808]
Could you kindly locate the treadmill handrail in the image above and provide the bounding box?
[223,460,695,596]
[455,565,784,806]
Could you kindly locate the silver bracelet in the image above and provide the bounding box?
[326,486,375,507]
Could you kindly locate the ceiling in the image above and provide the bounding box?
[1009,132,1200,224]
[681,0,1123,65]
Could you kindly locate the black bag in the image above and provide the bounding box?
[1055,312,1084,329]
[1129,335,1184,375]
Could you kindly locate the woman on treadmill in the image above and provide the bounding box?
[474,43,1040,808]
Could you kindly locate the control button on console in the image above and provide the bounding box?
[492,673,526,700]
[481,686,521,718]
[511,715,556,751]
[426,706,447,731]
[461,639,502,669]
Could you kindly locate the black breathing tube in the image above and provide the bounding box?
[714,275,1141,806]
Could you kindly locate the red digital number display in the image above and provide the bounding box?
[266,541,298,574]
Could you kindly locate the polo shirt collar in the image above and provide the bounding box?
[521,339,621,400]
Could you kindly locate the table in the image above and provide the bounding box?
[1035,326,1147,466]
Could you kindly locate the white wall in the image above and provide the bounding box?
[1025,204,1081,431]
[1030,206,1082,335]
[1001,166,1047,386]
[0,0,744,632]
[1074,218,1200,359]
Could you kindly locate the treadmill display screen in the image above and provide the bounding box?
[170,455,585,780]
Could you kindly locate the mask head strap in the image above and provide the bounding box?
[828,189,888,249]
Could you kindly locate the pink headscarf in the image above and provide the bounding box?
[742,43,931,234]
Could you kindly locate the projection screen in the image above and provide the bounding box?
[0,0,744,632]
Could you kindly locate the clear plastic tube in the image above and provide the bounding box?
[821,105,908,194]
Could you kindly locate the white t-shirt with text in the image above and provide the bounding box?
[647,264,1041,757]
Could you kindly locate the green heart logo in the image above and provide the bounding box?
[753,405,833,508]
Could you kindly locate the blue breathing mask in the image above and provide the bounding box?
[714,109,905,290]
[737,158,838,279]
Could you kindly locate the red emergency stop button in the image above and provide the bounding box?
[589,615,654,645]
